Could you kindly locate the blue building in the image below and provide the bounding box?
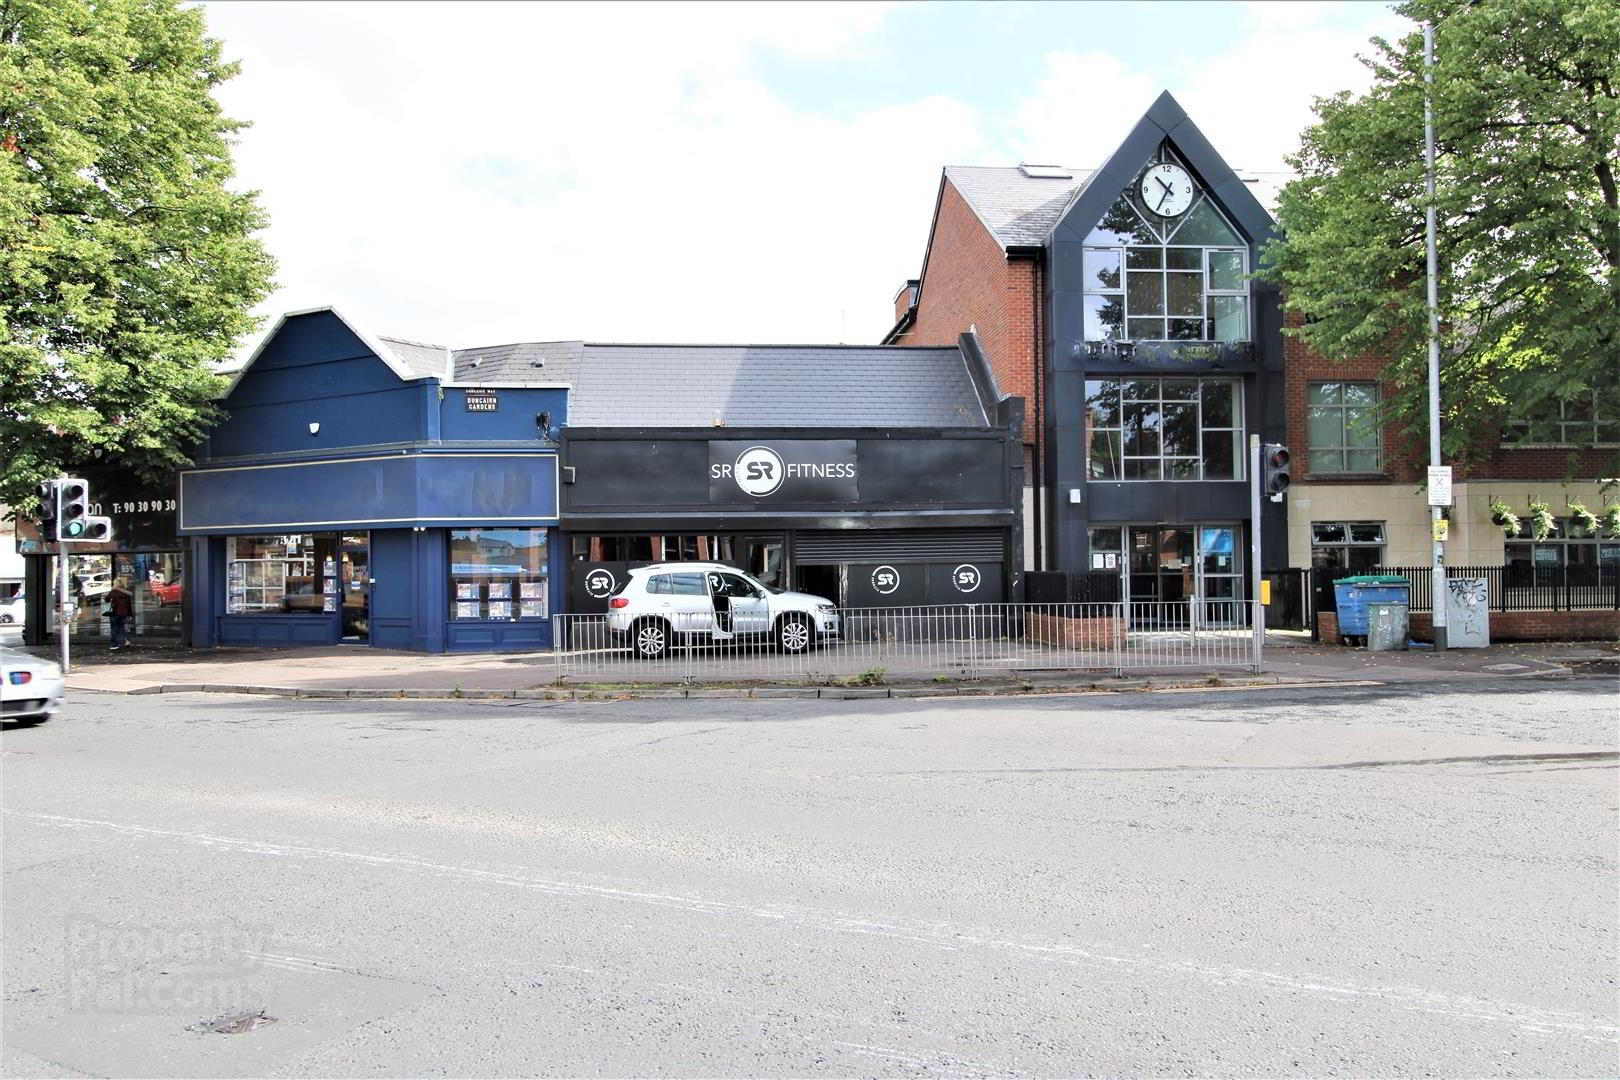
[179,307,565,653]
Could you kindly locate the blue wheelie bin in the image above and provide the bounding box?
[1332,575,1410,645]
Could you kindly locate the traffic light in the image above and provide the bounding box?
[37,480,60,540]
[57,478,89,539]
[1263,444,1291,497]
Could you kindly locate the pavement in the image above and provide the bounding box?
[23,632,1615,699]
[4,678,1616,1076]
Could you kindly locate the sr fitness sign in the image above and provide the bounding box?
[707,441,857,503]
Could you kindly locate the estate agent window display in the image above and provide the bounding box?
[450,528,550,622]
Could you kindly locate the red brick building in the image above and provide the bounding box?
[886,92,1618,608]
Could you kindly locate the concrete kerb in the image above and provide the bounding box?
[86,674,1320,702]
[65,660,1576,704]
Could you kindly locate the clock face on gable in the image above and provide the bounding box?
[1140,163,1194,217]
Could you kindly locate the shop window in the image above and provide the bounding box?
[1505,519,1620,582]
[570,535,735,562]
[227,534,323,614]
[1085,377,1243,481]
[449,528,549,621]
[1311,522,1385,569]
[1307,382,1382,474]
[1080,143,1249,344]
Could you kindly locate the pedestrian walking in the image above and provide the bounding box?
[105,577,133,650]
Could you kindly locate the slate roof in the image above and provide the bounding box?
[562,344,986,429]
[451,341,584,385]
[944,165,1287,251]
[376,336,452,381]
[945,166,1098,248]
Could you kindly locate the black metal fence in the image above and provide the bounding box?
[1312,565,1620,614]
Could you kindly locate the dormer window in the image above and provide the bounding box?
[1080,144,1249,344]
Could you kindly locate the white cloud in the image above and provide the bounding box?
[1006,2,1406,175]
[207,1,982,350]
[203,1,1406,354]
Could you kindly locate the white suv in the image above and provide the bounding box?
[604,563,839,659]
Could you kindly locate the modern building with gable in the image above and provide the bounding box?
[888,91,1289,614]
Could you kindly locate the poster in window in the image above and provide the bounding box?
[487,601,513,620]
[322,595,337,613]
[487,581,512,600]
[455,582,480,600]
[323,557,336,576]
[519,600,546,619]
[519,581,545,600]
[1104,553,1119,570]
[323,576,338,594]
[455,601,482,619]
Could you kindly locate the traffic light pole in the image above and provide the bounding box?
[57,533,71,674]
[1249,434,1263,673]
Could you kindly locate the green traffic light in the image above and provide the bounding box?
[63,521,85,538]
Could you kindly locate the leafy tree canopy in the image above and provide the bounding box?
[1262,0,1619,463]
[0,0,273,511]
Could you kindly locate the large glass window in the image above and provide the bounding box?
[1505,519,1620,581]
[1085,377,1243,481]
[450,528,549,621]
[1311,522,1386,569]
[1502,382,1620,446]
[226,534,323,614]
[1307,382,1382,474]
[1080,145,1249,344]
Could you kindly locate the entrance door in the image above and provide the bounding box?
[1127,526,1193,612]
[340,533,369,642]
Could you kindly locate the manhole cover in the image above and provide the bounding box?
[194,1010,276,1035]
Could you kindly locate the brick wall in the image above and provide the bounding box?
[1283,313,1613,486]
[893,181,1039,450]
[1318,608,1618,644]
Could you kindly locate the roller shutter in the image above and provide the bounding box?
[793,528,1005,564]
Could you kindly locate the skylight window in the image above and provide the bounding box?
[1019,164,1073,179]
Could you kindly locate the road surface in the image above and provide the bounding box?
[3,676,1616,1077]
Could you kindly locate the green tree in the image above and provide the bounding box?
[0,0,273,511]
[1262,0,1619,463]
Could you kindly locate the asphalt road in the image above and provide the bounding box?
[3,677,1616,1078]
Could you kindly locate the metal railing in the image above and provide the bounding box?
[1313,565,1620,613]
[550,600,1262,683]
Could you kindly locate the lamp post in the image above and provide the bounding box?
[1424,20,1449,650]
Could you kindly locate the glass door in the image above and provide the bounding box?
[1196,525,1243,626]
[339,533,369,642]
[1127,526,1193,624]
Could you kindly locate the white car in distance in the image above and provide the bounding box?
[604,563,839,660]
[1,648,65,726]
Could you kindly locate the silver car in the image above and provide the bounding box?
[604,563,840,660]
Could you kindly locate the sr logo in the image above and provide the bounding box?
[733,446,785,497]
[871,565,901,596]
[583,567,617,600]
[951,564,981,593]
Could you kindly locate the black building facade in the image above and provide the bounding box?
[558,336,1024,611]
[1042,93,1288,608]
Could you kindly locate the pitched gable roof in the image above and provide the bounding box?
[944,165,1099,249]
[222,306,450,397]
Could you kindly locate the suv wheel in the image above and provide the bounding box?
[776,614,812,655]
[632,618,671,660]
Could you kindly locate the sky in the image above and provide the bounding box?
[199,0,1409,355]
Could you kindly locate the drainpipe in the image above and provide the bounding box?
[1032,258,1046,571]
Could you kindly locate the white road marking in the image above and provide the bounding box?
[7,808,1614,1045]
